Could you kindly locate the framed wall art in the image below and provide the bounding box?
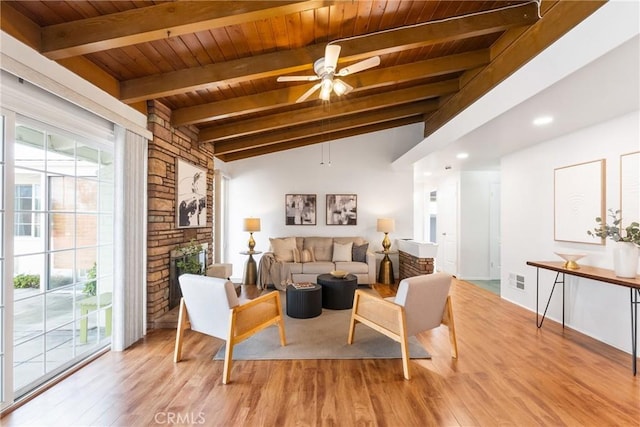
[285,194,316,225]
[554,159,605,244]
[326,194,357,225]
[176,158,207,228]
[620,151,640,228]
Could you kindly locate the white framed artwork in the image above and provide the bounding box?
[620,151,640,228]
[176,158,207,228]
[554,159,605,244]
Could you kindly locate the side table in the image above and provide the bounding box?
[317,273,358,309]
[376,250,396,285]
[240,250,262,286]
[286,284,322,318]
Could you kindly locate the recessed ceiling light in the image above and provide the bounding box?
[533,115,553,126]
[456,152,469,159]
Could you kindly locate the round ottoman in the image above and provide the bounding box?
[317,273,358,309]
[286,284,322,318]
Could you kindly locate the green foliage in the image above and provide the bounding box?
[176,239,205,275]
[588,209,640,245]
[13,273,40,289]
[83,263,97,296]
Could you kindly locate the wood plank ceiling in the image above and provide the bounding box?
[0,1,604,162]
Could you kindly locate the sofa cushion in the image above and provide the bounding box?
[301,262,335,274]
[352,243,369,263]
[335,261,369,274]
[284,262,303,274]
[334,236,366,246]
[303,237,333,261]
[270,237,297,262]
[301,248,314,263]
[332,241,353,262]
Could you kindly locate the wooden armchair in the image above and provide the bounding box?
[174,274,286,384]
[347,272,458,380]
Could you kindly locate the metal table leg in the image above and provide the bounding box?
[536,270,565,329]
[631,288,639,376]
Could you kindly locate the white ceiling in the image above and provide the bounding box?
[396,2,640,181]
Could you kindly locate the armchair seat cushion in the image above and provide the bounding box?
[302,261,335,274]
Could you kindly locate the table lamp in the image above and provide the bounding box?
[377,218,395,252]
[243,218,261,252]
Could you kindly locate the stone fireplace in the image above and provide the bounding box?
[146,100,214,329]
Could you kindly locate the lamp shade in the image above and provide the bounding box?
[243,218,261,232]
[377,218,395,233]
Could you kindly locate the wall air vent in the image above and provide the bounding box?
[509,273,525,290]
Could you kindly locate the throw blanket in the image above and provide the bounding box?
[257,253,291,291]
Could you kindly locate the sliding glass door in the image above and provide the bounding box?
[2,112,114,403]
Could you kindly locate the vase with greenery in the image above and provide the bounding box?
[588,209,640,278]
[176,239,205,276]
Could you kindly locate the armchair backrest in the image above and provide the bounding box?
[393,272,452,337]
[178,274,239,339]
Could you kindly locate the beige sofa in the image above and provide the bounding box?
[257,236,376,290]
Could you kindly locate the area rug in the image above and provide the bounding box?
[213,290,430,360]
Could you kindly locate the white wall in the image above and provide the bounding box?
[501,110,640,353]
[220,124,422,280]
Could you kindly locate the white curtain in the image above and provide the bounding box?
[113,126,148,350]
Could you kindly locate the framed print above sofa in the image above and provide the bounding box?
[285,194,316,225]
[326,194,357,225]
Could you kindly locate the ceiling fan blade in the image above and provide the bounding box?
[277,75,319,82]
[324,45,341,72]
[295,82,322,103]
[336,56,381,76]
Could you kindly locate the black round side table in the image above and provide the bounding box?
[286,284,322,318]
[316,273,358,309]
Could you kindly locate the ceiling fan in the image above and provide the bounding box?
[277,45,380,103]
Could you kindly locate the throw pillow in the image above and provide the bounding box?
[301,248,313,263]
[292,248,301,263]
[332,242,353,262]
[352,243,369,263]
[270,237,297,262]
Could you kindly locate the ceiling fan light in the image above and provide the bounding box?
[333,80,348,96]
[319,86,332,101]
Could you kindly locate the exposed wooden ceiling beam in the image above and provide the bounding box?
[41,1,331,60]
[0,3,122,99]
[213,101,437,154]
[0,3,41,50]
[216,116,423,162]
[423,0,605,138]
[174,50,486,126]
[199,80,456,142]
[120,2,538,103]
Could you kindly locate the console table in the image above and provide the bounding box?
[527,261,640,375]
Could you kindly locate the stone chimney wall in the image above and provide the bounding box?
[146,100,214,328]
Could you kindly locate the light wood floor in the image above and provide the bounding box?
[3,279,640,426]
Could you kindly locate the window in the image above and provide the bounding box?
[14,184,40,237]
